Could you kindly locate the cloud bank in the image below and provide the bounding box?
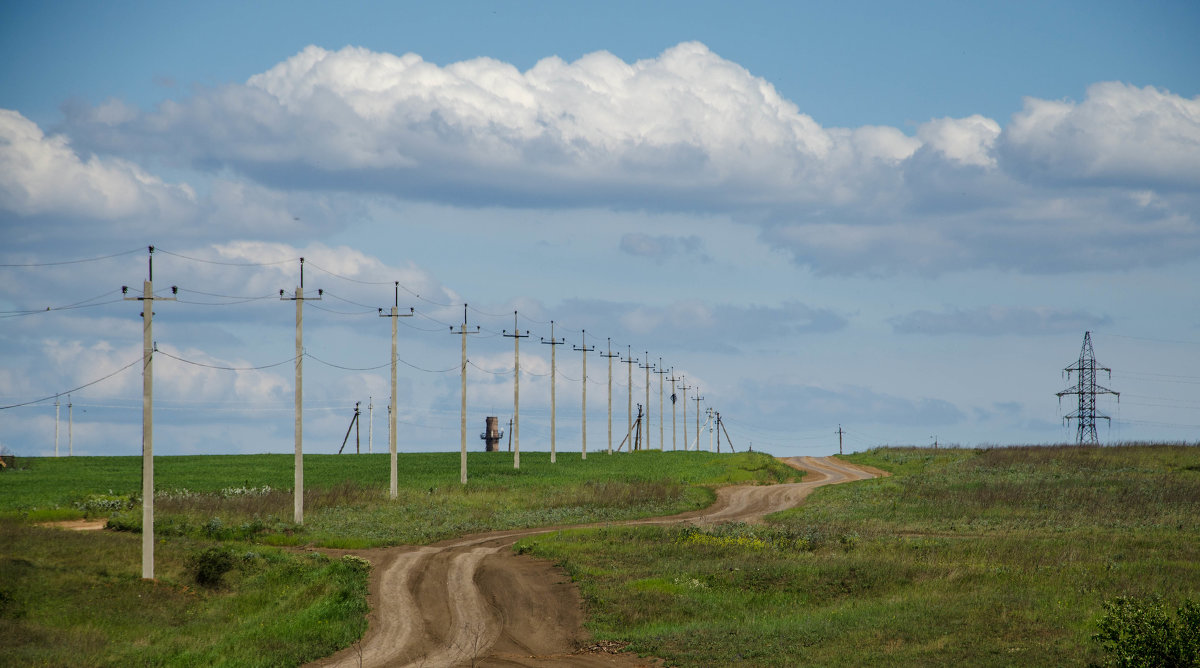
[6,42,1197,275]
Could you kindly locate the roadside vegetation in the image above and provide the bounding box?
[516,444,1200,666]
[0,449,790,665]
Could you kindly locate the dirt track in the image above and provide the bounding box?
[308,456,880,668]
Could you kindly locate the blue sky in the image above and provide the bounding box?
[2,1,1199,457]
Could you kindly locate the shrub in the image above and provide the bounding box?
[1093,596,1200,667]
[188,546,236,588]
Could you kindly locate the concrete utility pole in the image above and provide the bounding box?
[668,370,679,451]
[542,321,566,464]
[67,395,73,456]
[54,396,59,457]
[601,339,619,455]
[123,246,175,580]
[451,305,479,483]
[281,258,321,525]
[378,283,412,498]
[639,354,653,452]
[367,397,373,455]
[502,312,529,469]
[694,387,704,451]
[622,347,638,452]
[678,377,690,452]
[837,425,844,455]
[573,331,594,459]
[654,359,668,451]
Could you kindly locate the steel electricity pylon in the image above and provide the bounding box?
[1056,331,1119,445]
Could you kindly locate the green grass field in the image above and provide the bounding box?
[0,449,792,666]
[516,445,1200,666]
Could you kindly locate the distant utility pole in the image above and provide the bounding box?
[54,396,60,457]
[694,387,704,451]
[622,347,638,452]
[367,397,373,455]
[1056,330,1120,445]
[67,394,73,456]
[378,282,413,499]
[654,359,668,450]
[123,245,175,580]
[668,369,679,451]
[503,312,530,469]
[601,339,619,455]
[714,410,721,453]
[451,305,479,483]
[678,377,690,452]
[639,354,653,451]
[573,331,594,460]
[281,257,321,525]
[542,321,566,463]
[837,425,844,455]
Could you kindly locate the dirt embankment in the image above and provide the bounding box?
[309,456,881,668]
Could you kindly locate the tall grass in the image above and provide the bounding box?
[517,444,1200,666]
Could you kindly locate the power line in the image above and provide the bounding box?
[0,289,125,317]
[0,247,143,267]
[156,248,296,266]
[156,349,298,371]
[0,354,144,409]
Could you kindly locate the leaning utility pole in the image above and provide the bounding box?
[639,354,653,451]
[281,258,321,525]
[654,359,668,450]
[601,339,619,455]
[123,246,175,580]
[378,282,412,499]
[503,312,530,469]
[573,331,594,459]
[621,347,638,451]
[541,321,566,463]
[450,305,479,483]
[1056,331,1120,445]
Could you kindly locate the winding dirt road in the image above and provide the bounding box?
[309,456,880,668]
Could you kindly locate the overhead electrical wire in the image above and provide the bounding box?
[156,349,298,371]
[0,354,144,410]
[0,247,143,267]
[1,289,125,318]
[156,248,296,266]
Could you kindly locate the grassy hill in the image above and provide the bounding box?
[0,449,792,666]
[516,445,1200,666]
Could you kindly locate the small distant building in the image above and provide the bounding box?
[480,416,504,452]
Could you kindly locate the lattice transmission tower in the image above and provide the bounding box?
[1056,331,1119,445]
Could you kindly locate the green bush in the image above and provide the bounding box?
[1093,596,1200,667]
[187,546,235,588]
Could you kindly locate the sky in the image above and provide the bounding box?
[2,0,1199,459]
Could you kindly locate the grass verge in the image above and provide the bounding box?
[0,516,368,667]
[515,445,1200,666]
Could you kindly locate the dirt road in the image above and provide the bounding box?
[309,456,880,668]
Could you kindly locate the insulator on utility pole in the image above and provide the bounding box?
[1056,331,1119,445]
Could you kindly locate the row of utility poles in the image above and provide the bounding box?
[125,249,726,580]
